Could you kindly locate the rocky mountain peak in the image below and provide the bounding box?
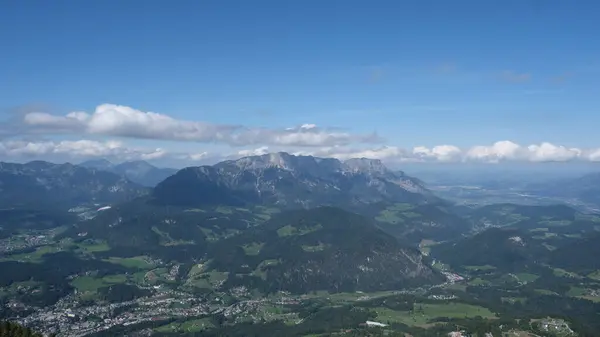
[219,152,396,175]
[155,151,436,208]
[342,157,388,175]
[217,152,341,173]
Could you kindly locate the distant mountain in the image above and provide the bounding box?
[80,159,178,187]
[112,161,178,187]
[0,161,147,208]
[152,152,437,209]
[524,172,600,206]
[208,207,443,293]
[79,158,114,171]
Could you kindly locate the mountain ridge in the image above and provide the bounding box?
[0,161,147,209]
[79,159,178,187]
[152,152,436,209]
[208,206,443,293]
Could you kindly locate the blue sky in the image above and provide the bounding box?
[1,0,599,166]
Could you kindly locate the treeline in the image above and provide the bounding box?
[97,284,152,303]
[0,321,48,337]
[0,208,75,239]
[447,281,600,336]
[144,306,376,337]
[0,251,134,307]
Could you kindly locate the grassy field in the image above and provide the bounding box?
[76,241,111,253]
[514,273,539,283]
[242,242,264,255]
[463,265,497,271]
[151,227,194,246]
[105,256,155,269]
[375,210,404,224]
[534,289,559,296]
[130,271,148,284]
[277,224,322,237]
[421,302,495,319]
[587,270,600,280]
[1,245,64,263]
[251,259,279,280]
[567,286,587,297]
[185,270,228,289]
[373,302,495,327]
[103,274,128,284]
[432,261,450,271]
[155,317,215,333]
[70,273,131,293]
[468,278,491,286]
[553,268,582,279]
[71,276,107,292]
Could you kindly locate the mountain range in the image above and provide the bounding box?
[3,152,600,297]
[152,152,437,209]
[0,161,146,209]
[79,159,178,187]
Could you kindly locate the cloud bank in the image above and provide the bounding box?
[0,103,596,166]
[0,139,599,166]
[282,140,599,164]
[0,140,167,161]
[22,104,381,147]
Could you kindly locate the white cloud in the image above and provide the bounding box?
[1,137,599,167]
[237,146,270,157]
[586,149,600,161]
[300,124,317,130]
[466,141,522,162]
[265,141,600,164]
[413,145,462,162]
[139,148,168,160]
[22,104,380,147]
[294,146,413,161]
[0,139,168,162]
[187,152,210,161]
[526,143,582,162]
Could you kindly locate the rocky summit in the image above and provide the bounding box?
[152,152,436,208]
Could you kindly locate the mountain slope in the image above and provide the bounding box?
[79,158,114,171]
[207,207,443,293]
[112,161,178,187]
[430,227,548,272]
[80,159,178,187]
[0,161,147,208]
[550,232,600,274]
[358,202,471,243]
[153,152,436,208]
